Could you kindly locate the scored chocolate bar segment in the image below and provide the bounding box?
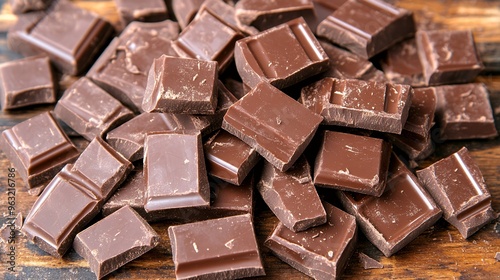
[338,153,442,257]
[300,78,413,134]
[74,206,160,279]
[144,131,210,212]
[54,77,134,141]
[0,112,79,190]
[416,29,484,86]
[314,131,392,197]
[223,82,323,172]
[316,0,415,59]
[380,38,425,87]
[115,0,168,26]
[265,202,357,280]
[416,147,496,238]
[235,17,329,89]
[168,214,265,279]
[142,55,218,114]
[0,55,55,110]
[258,156,326,232]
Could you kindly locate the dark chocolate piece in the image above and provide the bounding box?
[8,0,114,75]
[9,0,53,14]
[223,82,323,172]
[402,87,437,138]
[258,156,326,232]
[142,55,218,114]
[416,29,484,86]
[74,206,159,279]
[87,20,180,112]
[204,130,260,185]
[300,78,413,134]
[358,252,383,269]
[234,17,329,89]
[168,214,265,279]
[314,131,392,196]
[171,0,205,29]
[316,0,415,59]
[265,202,357,280]
[115,0,168,26]
[380,38,426,87]
[0,112,79,190]
[337,153,442,257]
[54,77,134,141]
[416,147,496,238]
[0,55,55,110]
[144,131,210,212]
[434,83,497,141]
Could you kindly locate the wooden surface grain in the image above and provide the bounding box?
[1,0,500,279]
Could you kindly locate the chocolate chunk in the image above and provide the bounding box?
[168,214,265,279]
[144,131,210,212]
[223,82,323,172]
[380,38,426,87]
[9,0,53,14]
[265,202,357,280]
[115,0,168,26]
[416,30,484,86]
[234,17,329,89]
[74,206,159,279]
[314,131,392,196]
[300,78,413,134]
[316,0,415,59]
[386,130,434,161]
[416,147,496,239]
[258,156,326,232]
[434,83,497,141]
[8,0,114,75]
[204,130,260,185]
[171,0,205,29]
[54,77,134,141]
[337,153,442,257]
[0,112,79,190]
[310,0,347,31]
[87,20,180,112]
[358,252,383,269]
[142,55,218,114]
[0,55,55,110]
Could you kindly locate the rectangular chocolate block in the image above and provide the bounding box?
[265,202,357,280]
[300,77,413,134]
[258,156,326,232]
[0,55,55,110]
[54,77,134,141]
[337,153,442,257]
[115,0,168,26]
[316,0,415,59]
[223,82,323,172]
[234,17,329,89]
[144,131,210,212]
[380,38,426,87]
[416,147,496,238]
[314,131,392,196]
[142,55,218,114]
[0,112,79,190]
[168,214,265,279]
[74,206,159,279]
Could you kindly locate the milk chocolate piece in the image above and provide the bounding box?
[115,0,168,26]
[337,153,442,257]
[144,131,210,212]
[381,38,425,87]
[223,82,323,172]
[54,78,134,141]
[300,78,413,134]
[434,83,497,141]
[403,87,437,138]
[87,20,180,112]
[258,157,326,232]
[314,131,392,196]
[386,131,434,161]
[168,214,265,279]
[417,147,496,238]
[8,0,114,75]
[204,130,260,185]
[171,0,205,29]
[310,0,347,31]
[316,0,415,59]
[416,30,484,86]
[74,206,160,279]
[358,252,383,269]
[0,112,79,190]
[142,55,218,114]
[265,202,357,280]
[9,0,53,14]
[235,17,329,89]
[0,55,55,110]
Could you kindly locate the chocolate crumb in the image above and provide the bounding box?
[358,252,384,269]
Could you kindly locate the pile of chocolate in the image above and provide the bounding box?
[1,0,497,279]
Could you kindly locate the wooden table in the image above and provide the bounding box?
[1,0,499,279]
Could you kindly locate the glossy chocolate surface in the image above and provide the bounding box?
[381,38,425,87]
[115,0,168,26]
